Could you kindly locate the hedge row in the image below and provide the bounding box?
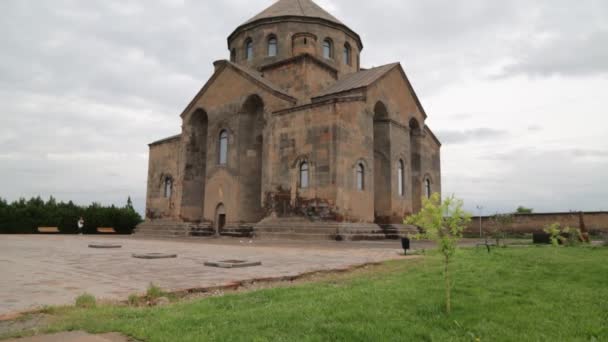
[0,196,142,234]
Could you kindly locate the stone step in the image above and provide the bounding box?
[135,227,190,233]
[135,220,215,239]
[254,232,338,241]
[135,219,417,241]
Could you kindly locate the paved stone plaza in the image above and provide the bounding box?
[0,235,412,315]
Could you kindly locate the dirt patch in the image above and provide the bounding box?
[0,314,52,339]
[2,331,139,342]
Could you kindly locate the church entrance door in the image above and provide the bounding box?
[215,203,226,235]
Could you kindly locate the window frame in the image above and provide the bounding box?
[398,160,404,197]
[163,177,173,198]
[245,39,253,61]
[343,43,351,65]
[219,129,229,165]
[356,163,365,191]
[425,178,432,198]
[267,36,278,57]
[299,161,310,189]
[323,39,333,59]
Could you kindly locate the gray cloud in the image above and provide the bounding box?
[485,148,608,162]
[445,148,608,214]
[437,128,509,145]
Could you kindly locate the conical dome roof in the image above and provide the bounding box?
[244,0,344,26]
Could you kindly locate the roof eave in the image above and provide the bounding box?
[179,60,297,119]
[149,134,181,147]
[425,126,442,147]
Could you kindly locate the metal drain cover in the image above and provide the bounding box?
[89,243,122,249]
[132,253,177,259]
[204,260,262,268]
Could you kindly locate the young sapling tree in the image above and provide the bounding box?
[405,193,472,314]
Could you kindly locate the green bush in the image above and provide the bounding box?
[0,196,142,234]
[146,283,165,300]
[544,223,582,247]
[75,293,96,309]
[128,294,141,307]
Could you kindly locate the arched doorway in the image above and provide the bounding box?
[409,118,422,212]
[238,95,265,222]
[373,102,391,223]
[181,109,208,222]
[215,203,226,234]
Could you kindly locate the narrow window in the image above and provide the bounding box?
[323,39,333,59]
[300,161,309,189]
[398,160,404,196]
[425,178,432,198]
[164,178,172,198]
[230,48,236,62]
[357,163,365,190]
[245,39,253,61]
[219,130,228,165]
[268,36,277,57]
[343,43,351,65]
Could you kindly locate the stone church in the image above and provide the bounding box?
[138,0,442,240]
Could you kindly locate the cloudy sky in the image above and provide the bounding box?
[1,0,607,216]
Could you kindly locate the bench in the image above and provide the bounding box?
[96,227,117,234]
[38,227,60,234]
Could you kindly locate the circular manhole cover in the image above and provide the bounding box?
[132,253,177,259]
[89,243,122,249]
[204,260,262,268]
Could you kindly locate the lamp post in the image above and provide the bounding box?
[476,205,484,238]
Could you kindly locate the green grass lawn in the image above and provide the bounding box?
[9,247,608,341]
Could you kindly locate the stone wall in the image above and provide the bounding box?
[365,66,442,221]
[466,212,608,236]
[146,136,181,220]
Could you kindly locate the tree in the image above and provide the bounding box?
[488,213,514,248]
[405,193,472,314]
[126,196,135,212]
[516,206,533,214]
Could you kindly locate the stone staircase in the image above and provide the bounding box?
[134,220,213,239]
[135,218,418,241]
[253,217,419,241]
[220,224,255,238]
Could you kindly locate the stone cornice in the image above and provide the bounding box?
[273,96,366,116]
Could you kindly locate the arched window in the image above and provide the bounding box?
[267,36,278,57]
[219,130,228,165]
[245,39,253,61]
[343,43,351,65]
[230,48,236,62]
[300,161,309,189]
[164,177,173,198]
[398,160,404,196]
[425,178,432,198]
[323,39,333,59]
[357,163,365,190]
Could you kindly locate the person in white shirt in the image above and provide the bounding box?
[77,217,84,235]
